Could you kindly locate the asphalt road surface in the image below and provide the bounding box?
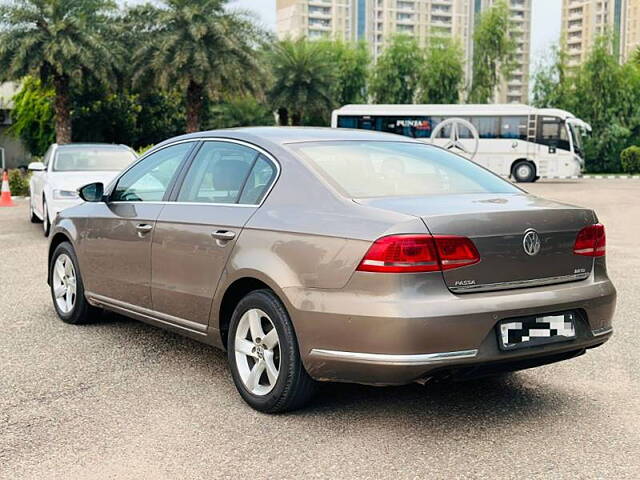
[1,180,639,479]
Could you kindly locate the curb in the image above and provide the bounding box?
[581,175,640,179]
[540,176,640,180]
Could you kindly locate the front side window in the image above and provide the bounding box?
[53,147,136,172]
[569,123,584,155]
[292,141,519,198]
[111,142,193,202]
[177,141,274,205]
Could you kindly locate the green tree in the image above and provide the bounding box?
[132,0,265,133]
[268,38,336,126]
[207,96,274,129]
[532,35,640,172]
[370,35,423,104]
[0,0,118,144]
[632,46,640,67]
[9,77,55,156]
[324,40,370,105]
[133,91,186,148]
[418,38,464,104]
[469,0,516,103]
[531,46,572,109]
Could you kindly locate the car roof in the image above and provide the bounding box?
[163,127,416,147]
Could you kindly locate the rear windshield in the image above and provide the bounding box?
[291,141,520,198]
[53,148,136,172]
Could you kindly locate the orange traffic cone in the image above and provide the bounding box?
[0,171,15,207]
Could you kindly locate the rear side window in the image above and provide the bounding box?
[291,141,519,198]
[177,142,277,205]
[238,156,277,205]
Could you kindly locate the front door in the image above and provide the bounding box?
[151,140,278,329]
[81,142,196,308]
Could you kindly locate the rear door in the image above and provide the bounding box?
[81,142,196,308]
[150,140,278,330]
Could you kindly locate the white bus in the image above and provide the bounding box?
[331,104,592,182]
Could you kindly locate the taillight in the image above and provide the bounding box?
[357,234,480,273]
[435,236,482,270]
[573,224,606,257]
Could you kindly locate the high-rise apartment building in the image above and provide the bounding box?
[561,0,640,67]
[276,0,356,41]
[276,0,532,104]
[622,0,640,61]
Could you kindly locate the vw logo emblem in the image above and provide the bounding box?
[523,229,541,256]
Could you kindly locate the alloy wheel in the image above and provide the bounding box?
[52,253,77,314]
[234,308,281,396]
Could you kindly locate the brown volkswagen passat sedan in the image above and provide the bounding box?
[47,128,616,412]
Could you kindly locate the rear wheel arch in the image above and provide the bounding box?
[218,277,290,350]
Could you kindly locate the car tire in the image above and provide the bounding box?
[29,197,41,223]
[512,161,536,183]
[42,198,51,237]
[227,289,317,413]
[50,241,100,325]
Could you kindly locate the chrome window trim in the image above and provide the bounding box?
[108,201,258,208]
[449,272,590,293]
[107,137,281,208]
[309,348,478,366]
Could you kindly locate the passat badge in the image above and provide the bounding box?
[523,229,541,256]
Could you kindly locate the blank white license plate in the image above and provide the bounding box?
[498,312,577,350]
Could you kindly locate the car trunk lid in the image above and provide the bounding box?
[355,193,596,293]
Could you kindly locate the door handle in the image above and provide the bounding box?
[136,223,153,234]
[211,230,236,241]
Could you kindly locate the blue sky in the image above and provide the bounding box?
[229,0,562,68]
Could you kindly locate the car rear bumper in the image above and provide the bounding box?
[287,261,616,385]
[304,327,612,386]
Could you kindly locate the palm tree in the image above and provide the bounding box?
[132,0,265,133]
[0,0,117,144]
[268,39,336,126]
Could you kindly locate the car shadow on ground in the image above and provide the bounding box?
[87,311,579,428]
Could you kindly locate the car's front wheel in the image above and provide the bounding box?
[228,290,316,413]
[50,241,99,324]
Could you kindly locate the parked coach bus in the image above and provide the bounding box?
[331,104,592,182]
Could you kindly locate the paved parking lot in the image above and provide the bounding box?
[1,179,639,479]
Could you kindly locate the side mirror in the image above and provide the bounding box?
[28,162,45,171]
[78,182,104,202]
